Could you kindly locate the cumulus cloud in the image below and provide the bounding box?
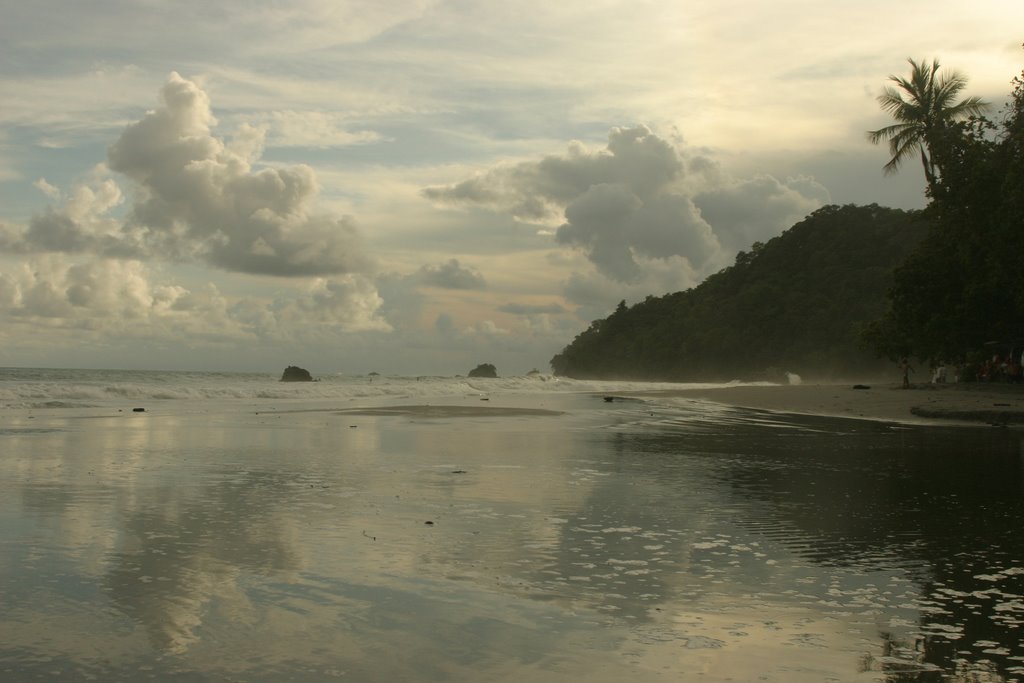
[276,276,390,332]
[415,258,486,289]
[556,183,718,281]
[423,125,829,283]
[9,73,373,278]
[0,254,389,347]
[33,178,61,200]
[1,255,200,328]
[424,125,683,221]
[424,125,719,282]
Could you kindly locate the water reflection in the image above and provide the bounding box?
[634,411,1024,681]
[104,469,306,652]
[1,401,1022,681]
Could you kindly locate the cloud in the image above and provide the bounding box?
[270,276,391,333]
[108,72,373,276]
[415,258,486,289]
[498,302,566,315]
[462,320,508,336]
[258,110,383,148]
[33,178,61,200]
[693,174,830,252]
[423,125,684,221]
[8,73,374,278]
[1,255,196,327]
[422,125,722,282]
[561,256,704,323]
[556,183,719,282]
[423,124,832,283]
[0,253,389,349]
[434,312,457,337]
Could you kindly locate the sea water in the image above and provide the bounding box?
[0,367,1022,681]
[0,366,742,411]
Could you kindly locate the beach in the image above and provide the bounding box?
[2,368,1024,682]
[654,380,1024,425]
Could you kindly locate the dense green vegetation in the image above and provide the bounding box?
[865,61,1024,364]
[552,53,1023,382]
[551,204,930,381]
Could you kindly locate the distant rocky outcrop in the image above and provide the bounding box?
[467,363,497,378]
[280,365,314,382]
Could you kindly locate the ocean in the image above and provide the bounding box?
[1,367,1022,681]
[0,366,746,410]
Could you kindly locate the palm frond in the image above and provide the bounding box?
[867,122,915,145]
[943,95,990,121]
[868,56,986,183]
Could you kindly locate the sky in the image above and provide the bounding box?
[0,1,1021,375]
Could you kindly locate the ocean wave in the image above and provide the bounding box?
[0,367,761,409]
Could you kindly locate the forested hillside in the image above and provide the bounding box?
[550,204,930,381]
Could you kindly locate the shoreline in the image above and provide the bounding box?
[641,382,1024,427]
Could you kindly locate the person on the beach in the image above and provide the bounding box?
[900,358,913,388]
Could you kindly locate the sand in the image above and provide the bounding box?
[648,382,1024,426]
[333,404,565,417]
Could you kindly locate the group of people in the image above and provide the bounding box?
[977,352,1024,383]
[899,348,1024,387]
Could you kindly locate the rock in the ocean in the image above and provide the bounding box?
[280,365,314,382]
[467,363,497,378]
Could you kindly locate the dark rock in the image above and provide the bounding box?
[132,407,146,412]
[467,363,497,378]
[852,384,871,390]
[280,365,314,382]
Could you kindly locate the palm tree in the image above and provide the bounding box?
[867,58,989,192]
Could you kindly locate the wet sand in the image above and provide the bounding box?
[650,382,1024,425]
[3,388,1024,681]
[333,404,565,418]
